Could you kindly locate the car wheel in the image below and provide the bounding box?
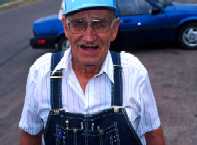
[58,37,70,51]
[179,23,197,49]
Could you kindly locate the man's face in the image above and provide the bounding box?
[63,9,120,68]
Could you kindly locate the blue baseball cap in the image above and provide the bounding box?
[63,0,116,15]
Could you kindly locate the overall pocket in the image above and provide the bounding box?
[102,122,120,145]
[56,125,85,145]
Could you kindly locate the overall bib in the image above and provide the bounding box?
[44,51,143,145]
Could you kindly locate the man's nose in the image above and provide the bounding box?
[82,25,97,42]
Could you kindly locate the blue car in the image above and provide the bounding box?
[30,0,197,51]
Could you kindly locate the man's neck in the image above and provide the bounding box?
[72,62,102,92]
[73,64,101,79]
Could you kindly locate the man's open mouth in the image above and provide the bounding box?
[80,44,99,50]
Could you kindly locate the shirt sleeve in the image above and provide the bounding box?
[137,72,160,136]
[18,66,43,135]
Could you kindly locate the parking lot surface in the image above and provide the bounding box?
[0,0,196,145]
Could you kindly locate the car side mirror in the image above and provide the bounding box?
[149,7,161,15]
[145,0,165,9]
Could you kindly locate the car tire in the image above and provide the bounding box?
[57,37,70,51]
[178,23,197,50]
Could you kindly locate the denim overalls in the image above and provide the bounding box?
[44,51,142,145]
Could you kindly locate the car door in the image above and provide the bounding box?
[117,0,153,46]
[136,5,172,44]
[116,0,171,46]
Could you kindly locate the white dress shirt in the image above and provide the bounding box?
[19,49,160,145]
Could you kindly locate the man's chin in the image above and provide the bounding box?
[80,59,102,67]
[79,47,100,57]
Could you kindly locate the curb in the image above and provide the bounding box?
[0,0,24,9]
[0,0,40,10]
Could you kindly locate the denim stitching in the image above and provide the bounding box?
[74,131,77,145]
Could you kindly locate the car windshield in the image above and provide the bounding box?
[117,0,172,16]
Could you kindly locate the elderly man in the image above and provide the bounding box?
[19,0,166,145]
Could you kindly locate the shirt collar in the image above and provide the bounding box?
[52,48,114,83]
[96,51,114,83]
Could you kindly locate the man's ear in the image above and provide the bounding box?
[110,18,120,42]
[62,16,69,37]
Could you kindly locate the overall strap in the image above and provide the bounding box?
[110,51,123,106]
[50,51,64,110]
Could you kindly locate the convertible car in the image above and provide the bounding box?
[30,0,197,51]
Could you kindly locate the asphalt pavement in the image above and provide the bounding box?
[0,0,196,145]
[0,0,62,145]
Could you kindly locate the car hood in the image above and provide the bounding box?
[172,2,197,13]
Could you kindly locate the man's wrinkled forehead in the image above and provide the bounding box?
[66,8,116,20]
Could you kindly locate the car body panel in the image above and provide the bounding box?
[33,15,64,36]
